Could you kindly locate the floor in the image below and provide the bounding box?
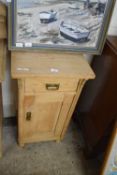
[0,122,100,175]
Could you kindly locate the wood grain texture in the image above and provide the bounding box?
[23,93,64,141]
[55,93,75,140]
[11,52,95,79]
[24,78,78,93]
[61,79,86,139]
[18,80,25,147]
[0,3,6,17]
[0,22,7,39]
[0,3,7,39]
[11,52,95,145]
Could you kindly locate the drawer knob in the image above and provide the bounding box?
[46,83,60,91]
[26,112,32,121]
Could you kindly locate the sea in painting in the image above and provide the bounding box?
[16,0,108,48]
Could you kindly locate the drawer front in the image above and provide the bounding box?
[24,78,78,93]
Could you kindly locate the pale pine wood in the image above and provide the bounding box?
[0,3,6,17]
[0,16,6,23]
[18,91,75,144]
[23,93,64,142]
[61,79,86,139]
[54,93,75,140]
[24,78,78,93]
[11,51,95,145]
[18,80,25,147]
[0,3,7,39]
[11,52,95,79]
[23,134,58,144]
[0,22,7,39]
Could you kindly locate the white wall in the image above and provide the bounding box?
[87,0,117,63]
[1,0,117,117]
[108,0,117,35]
[2,55,17,118]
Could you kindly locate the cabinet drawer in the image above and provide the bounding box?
[24,78,78,93]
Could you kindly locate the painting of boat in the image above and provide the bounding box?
[10,0,115,54]
[60,21,90,42]
[39,10,57,23]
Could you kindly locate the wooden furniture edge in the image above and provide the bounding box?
[100,121,117,175]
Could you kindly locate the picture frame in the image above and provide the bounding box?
[8,0,115,54]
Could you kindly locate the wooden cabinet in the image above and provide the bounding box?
[20,87,75,144]
[11,51,95,146]
[76,36,117,157]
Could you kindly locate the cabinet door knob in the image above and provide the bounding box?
[46,83,60,91]
[26,112,32,121]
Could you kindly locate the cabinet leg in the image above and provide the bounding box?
[56,138,61,143]
[18,140,25,148]
[19,143,25,148]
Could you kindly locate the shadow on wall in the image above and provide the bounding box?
[2,51,18,118]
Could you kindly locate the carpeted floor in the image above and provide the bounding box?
[0,122,100,175]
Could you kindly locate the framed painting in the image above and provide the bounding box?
[8,0,115,54]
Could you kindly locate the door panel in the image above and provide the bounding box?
[23,93,64,139]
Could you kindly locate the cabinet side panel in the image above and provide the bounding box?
[18,79,25,146]
[54,93,75,139]
[61,79,86,139]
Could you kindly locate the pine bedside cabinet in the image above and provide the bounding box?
[11,51,95,147]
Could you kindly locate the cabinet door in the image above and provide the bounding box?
[23,93,63,142]
[22,92,74,143]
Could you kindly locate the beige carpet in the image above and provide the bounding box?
[0,123,100,175]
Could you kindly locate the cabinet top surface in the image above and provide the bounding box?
[11,51,95,80]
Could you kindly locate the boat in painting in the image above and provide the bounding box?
[60,21,90,42]
[39,10,57,23]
